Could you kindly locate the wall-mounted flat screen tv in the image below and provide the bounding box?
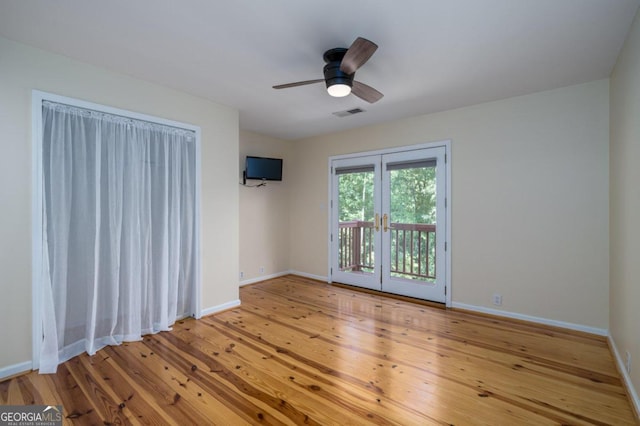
[245,156,283,181]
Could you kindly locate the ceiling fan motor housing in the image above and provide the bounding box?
[272,39,382,103]
[323,48,354,89]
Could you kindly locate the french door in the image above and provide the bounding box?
[330,146,448,303]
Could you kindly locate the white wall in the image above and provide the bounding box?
[289,80,610,330]
[239,131,292,283]
[0,30,621,388]
[610,8,640,412]
[0,36,239,374]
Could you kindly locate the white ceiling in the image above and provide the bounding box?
[1,0,638,140]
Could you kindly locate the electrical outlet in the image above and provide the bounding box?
[492,293,502,306]
[239,271,244,279]
[259,266,265,274]
[626,351,631,374]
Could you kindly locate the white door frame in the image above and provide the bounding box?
[381,147,447,302]
[31,90,202,370]
[330,155,382,290]
[327,140,452,307]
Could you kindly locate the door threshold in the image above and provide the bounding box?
[331,282,446,310]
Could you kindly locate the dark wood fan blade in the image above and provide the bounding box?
[352,81,384,103]
[340,37,378,74]
[273,79,324,89]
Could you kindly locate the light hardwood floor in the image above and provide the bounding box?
[1,275,636,425]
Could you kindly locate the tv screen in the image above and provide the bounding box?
[245,156,283,181]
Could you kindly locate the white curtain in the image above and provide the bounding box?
[39,101,198,374]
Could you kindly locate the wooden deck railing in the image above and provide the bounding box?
[338,221,436,280]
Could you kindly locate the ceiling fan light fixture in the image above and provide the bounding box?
[273,38,383,103]
[327,83,352,97]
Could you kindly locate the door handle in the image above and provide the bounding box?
[375,213,380,232]
[383,214,389,232]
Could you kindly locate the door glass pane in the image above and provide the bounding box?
[388,163,436,282]
[338,170,375,276]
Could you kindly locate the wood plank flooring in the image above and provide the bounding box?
[1,275,636,425]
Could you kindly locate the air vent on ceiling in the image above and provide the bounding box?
[332,107,366,118]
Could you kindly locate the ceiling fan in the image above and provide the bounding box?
[273,37,383,104]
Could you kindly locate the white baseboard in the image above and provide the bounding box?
[240,270,328,287]
[451,302,608,336]
[200,299,241,317]
[288,270,328,282]
[0,360,32,381]
[240,271,291,287]
[0,301,240,379]
[608,334,640,418]
[239,270,328,287]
